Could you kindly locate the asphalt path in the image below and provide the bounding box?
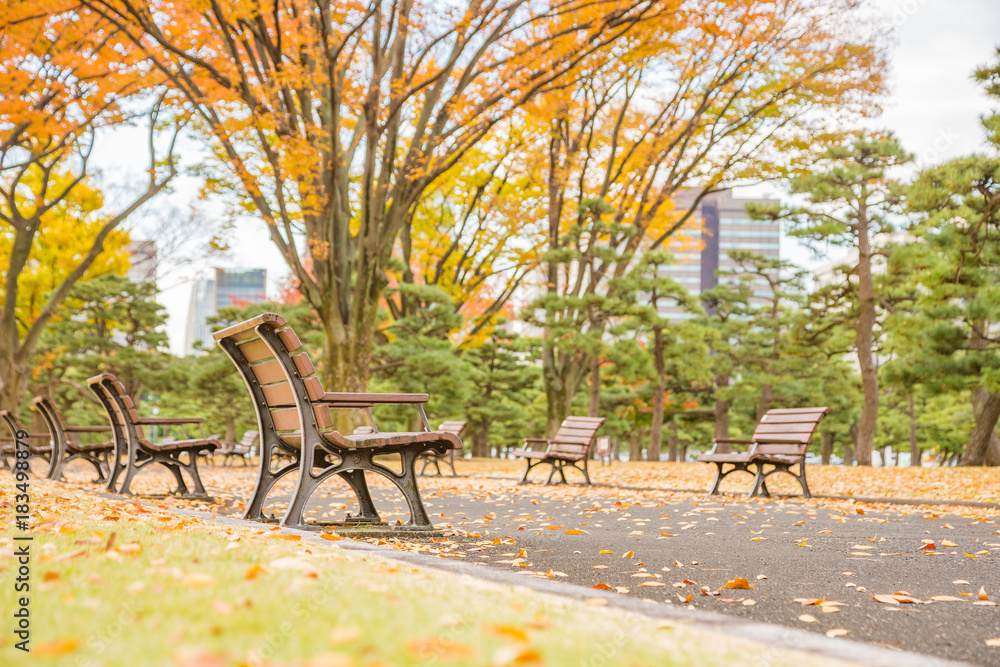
[271,480,1000,666]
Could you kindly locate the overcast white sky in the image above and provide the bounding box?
[91,0,1000,354]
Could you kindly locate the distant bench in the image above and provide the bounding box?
[697,407,831,497]
[512,416,606,485]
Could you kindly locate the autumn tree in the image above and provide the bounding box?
[751,132,910,466]
[0,1,178,411]
[526,0,885,434]
[82,0,665,394]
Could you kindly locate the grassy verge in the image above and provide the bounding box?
[1,476,852,667]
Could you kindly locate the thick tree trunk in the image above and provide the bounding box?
[820,431,833,465]
[629,431,642,462]
[647,327,665,462]
[588,356,601,418]
[757,384,774,422]
[470,421,491,458]
[907,393,921,467]
[667,420,679,462]
[713,373,731,453]
[224,415,236,446]
[0,359,27,415]
[854,219,878,466]
[844,422,857,466]
[962,386,1000,466]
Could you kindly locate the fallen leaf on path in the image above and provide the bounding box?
[930,596,964,602]
[721,578,755,590]
[591,583,612,590]
[986,639,1000,647]
[563,529,585,535]
[798,614,818,623]
[826,629,850,638]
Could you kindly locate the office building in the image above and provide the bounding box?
[184,268,267,355]
[657,189,779,321]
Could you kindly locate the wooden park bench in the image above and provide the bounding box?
[0,410,52,472]
[86,374,218,498]
[31,396,113,482]
[217,430,258,466]
[419,421,465,476]
[213,313,462,531]
[697,407,832,498]
[512,416,606,485]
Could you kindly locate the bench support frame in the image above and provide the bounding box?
[750,460,811,498]
[518,455,592,486]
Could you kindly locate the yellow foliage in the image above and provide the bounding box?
[0,169,130,332]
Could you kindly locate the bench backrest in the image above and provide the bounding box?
[751,407,831,457]
[240,430,260,447]
[31,396,67,449]
[213,314,337,448]
[85,377,128,456]
[87,375,148,445]
[0,410,25,442]
[549,416,606,460]
[437,421,467,437]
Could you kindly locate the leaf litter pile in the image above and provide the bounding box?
[0,476,865,667]
[46,458,1000,663]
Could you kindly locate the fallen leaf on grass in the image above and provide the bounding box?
[52,549,87,562]
[492,646,542,666]
[34,640,79,656]
[485,625,529,642]
[245,564,268,580]
[406,637,474,659]
[115,543,141,556]
[269,558,318,577]
[42,571,61,582]
[721,578,755,590]
[182,573,214,588]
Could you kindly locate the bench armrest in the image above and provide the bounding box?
[134,417,205,425]
[64,425,112,433]
[319,392,429,405]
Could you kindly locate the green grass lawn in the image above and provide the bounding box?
[1,477,852,667]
